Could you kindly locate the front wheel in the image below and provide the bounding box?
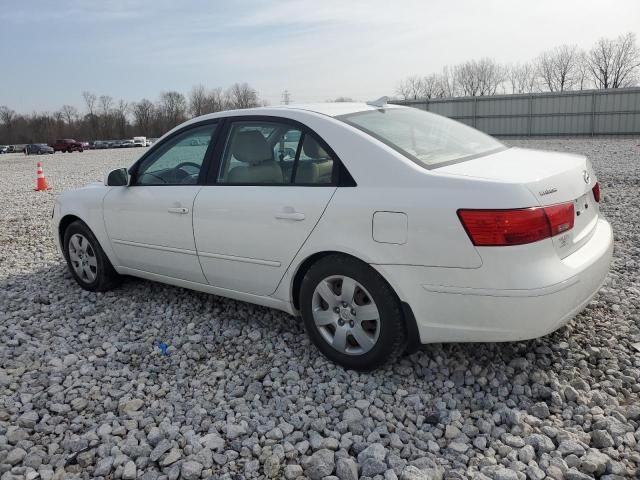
[63,221,120,291]
[300,255,407,370]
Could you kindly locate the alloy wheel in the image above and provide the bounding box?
[311,275,380,355]
[68,233,98,283]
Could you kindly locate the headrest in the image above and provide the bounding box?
[231,130,272,164]
[302,135,329,159]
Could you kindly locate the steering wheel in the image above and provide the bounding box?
[175,161,201,174]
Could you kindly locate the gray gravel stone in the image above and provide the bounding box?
[591,429,614,448]
[304,449,335,480]
[336,457,358,480]
[181,460,203,480]
[284,464,303,479]
[94,456,114,476]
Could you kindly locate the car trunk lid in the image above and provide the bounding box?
[438,147,600,258]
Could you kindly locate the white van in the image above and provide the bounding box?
[132,136,147,147]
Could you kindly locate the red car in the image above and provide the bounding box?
[50,139,84,153]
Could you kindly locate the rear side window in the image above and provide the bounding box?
[216,120,336,185]
[293,135,334,184]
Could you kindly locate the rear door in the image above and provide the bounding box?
[193,117,338,296]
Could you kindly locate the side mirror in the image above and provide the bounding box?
[105,167,129,186]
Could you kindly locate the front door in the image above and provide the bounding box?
[104,122,218,283]
[193,119,338,296]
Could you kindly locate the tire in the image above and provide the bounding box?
[300,254,407,370]
[63,220,120,292]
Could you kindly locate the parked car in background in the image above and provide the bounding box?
[5,145,17,153]
[50,139,84,153]
[146,139,156,147]
[52,101,613,370]
[133,136,147,147]
[93,141,109,149]
[24,143,54,155]
[120,140,135,148]
[81,142,90,150]
[0,145,7,154]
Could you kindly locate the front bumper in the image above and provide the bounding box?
[375,218,613,344]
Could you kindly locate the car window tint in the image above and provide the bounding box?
[293,134,335,184]
[136,123,217,186]
[217,121,303,185]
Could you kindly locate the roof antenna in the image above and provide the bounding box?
[366,96,388,108]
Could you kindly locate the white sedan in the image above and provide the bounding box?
[52,99,613,370]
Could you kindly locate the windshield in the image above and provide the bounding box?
[338,107,505,168]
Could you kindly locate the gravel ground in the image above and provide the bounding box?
[1,139,639,480]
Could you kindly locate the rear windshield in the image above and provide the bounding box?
[338,108,505,168]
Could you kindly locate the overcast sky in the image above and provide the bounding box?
[1,0,639,112]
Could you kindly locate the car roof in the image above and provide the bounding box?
[268,102,405,117]
[192,102,405,122]
[159,102,408,144]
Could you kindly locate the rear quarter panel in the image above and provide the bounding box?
[269,112,541,303]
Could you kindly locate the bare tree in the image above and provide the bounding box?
[396,75,425,100]
[131,99,155,134]
[454,58,503,96]
[575,52,590,90]
[421,74,442,98]
[99,95,114,137]
[455,62,479,96]
[60,105,78,125]
[158,91,187,129]
[188,84,208,117]
[477,58,505,95]
[587,32,640,89]
[113,100,129,138]
[536,45,582,92]
[437,66,457,97]
[226,83,259,109]
[0,106,17,143]
[507,62,538,94]
[203,88,226,113]
[82,91,98,138]
[281,90,292,105]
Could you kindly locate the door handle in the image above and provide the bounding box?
[168,207,189,214]
[275,211,305,221]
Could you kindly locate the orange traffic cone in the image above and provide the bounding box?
[34,161,50,191]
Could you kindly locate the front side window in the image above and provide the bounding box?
[338,108,505,168]
[135,123,217,185]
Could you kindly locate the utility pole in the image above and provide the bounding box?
[281,90,292,105]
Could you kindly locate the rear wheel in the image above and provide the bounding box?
[63,221,120,291]
[300,255,407,370]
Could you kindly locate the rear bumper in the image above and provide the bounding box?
[374,218,613,343]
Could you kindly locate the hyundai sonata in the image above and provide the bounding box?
[52,99,613,370]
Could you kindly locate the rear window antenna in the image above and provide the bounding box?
[366,96,388,108]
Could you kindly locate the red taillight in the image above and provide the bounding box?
[592,182,600,202]
[544,203,575,236]
[458,202,574,246]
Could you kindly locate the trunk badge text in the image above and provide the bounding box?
[539,188,557,196]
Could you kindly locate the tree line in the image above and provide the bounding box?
[0,82,262,145]
[396,32,640,99]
